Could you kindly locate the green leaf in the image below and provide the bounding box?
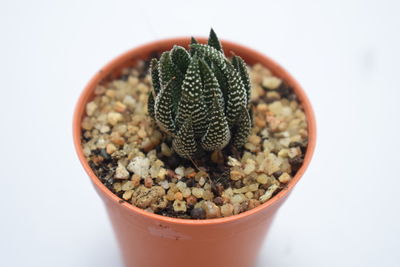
[150,58,161,94]
[190,37,198,56]
[171,45,191,74]
[172,117,199,159]
[147,92,156,119]
[225,63,247,127]
[175,57,208,137]
[198,58,224,115]
[154,78,176,134]
[231,106,252,149]
[208,28,223,52]
[201,90,231,151]
[232,56,251,108]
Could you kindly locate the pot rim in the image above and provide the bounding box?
[73,37,317,225]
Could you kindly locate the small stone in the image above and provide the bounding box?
[191,207,206,219]
[115,163,129,179]
[262,76,282,89]
[231,194,245,204]
[106,143,117,154]
[199,177,206,186]
[259,184,279,203]
[257,103,268,112]
[122,190,134,200]
[176,181,187,191]
[213,196,224,206]
[248,183,259,192]
[248,135,261,146]
[131,174,141,187]
[144,177,153,188]
[248,199,261,209]
[174,192,183,201]
[278,172,291,183]
[107,112,123,126]
[175,166,185,177]
[243,160,256,175]
[288,147,301,158]
[114,101,127,112]
[161,143,173,157]
[121,180,134,191]
[256,174,268,184]
[202,201,221,219]
[138,128,147,138]
[113,182,122,193]
[157,168,167,180]
[127,156,150,178]
[86,101,98,116]
[173,200,187,212]
[230,170,244,181]
[186,195,198,206]
[202,190,214,201]
[192,188,204,198]
[159,180,169,190]
[181,188,191,198]
[227,156,242,167]
[245,191,254,199]
[220,203,234,217]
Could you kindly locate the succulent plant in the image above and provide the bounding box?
[148,29,252,159]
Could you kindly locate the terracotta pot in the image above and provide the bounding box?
[73,37,316,267]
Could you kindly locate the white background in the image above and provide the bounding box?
[1,0,399,266]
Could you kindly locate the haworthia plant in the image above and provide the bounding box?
[148,29,252,159]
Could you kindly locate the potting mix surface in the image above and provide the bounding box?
[81,60,308,219]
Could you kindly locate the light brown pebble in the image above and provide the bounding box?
[248,199,261,209]
[220,204,234,217]
[106,143,117,154]
[113,182,122,193]
[202,201,221,219]
[107,112,123,126]
[122,190,134,200]
[115,163,129,179]
[181,188,191,198]
[86,101,98,116]
[160,143,173,157]
[262,76,282,89]
[144,177,153,188]
[278,172,291,183]
[230,170,244,181]
[192,188,204,198]
[174,192,183,201]
[186,195,197,206]
[121,180,134,191]
[256,174,268,184]
[202,190,214,201]
[131,174,141,187]
[114,101,127,112]
[173,200,187,212]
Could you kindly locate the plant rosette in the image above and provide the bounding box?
[73,30,316,267]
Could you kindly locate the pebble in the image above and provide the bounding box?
[278,172,291,183]
[262,76,282,89]
[122,190,134,200]
[161,143,173,157]
[115,163,129,179]
[107,112,123,126]
[86,101,98,116]
[259,184,279,203]
[121,180,134,191]
[173,200,187,212]
[159,180,170,190]
[220,204,234,217]
[131,174,141,187]
[192,188,204,198]
[191,207,206,219]
[230,170,244,181]
[174,192,183,201]
[202,201,221,219]
[144,177,153,188]
[256,174,268,184]
[106,143,117,154]
[175,166,185,177]
[127,156,150,178]
[186,195,198,206]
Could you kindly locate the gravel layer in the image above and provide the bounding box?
[81,60,308,219]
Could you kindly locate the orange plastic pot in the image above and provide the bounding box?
[73,37,316,267]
